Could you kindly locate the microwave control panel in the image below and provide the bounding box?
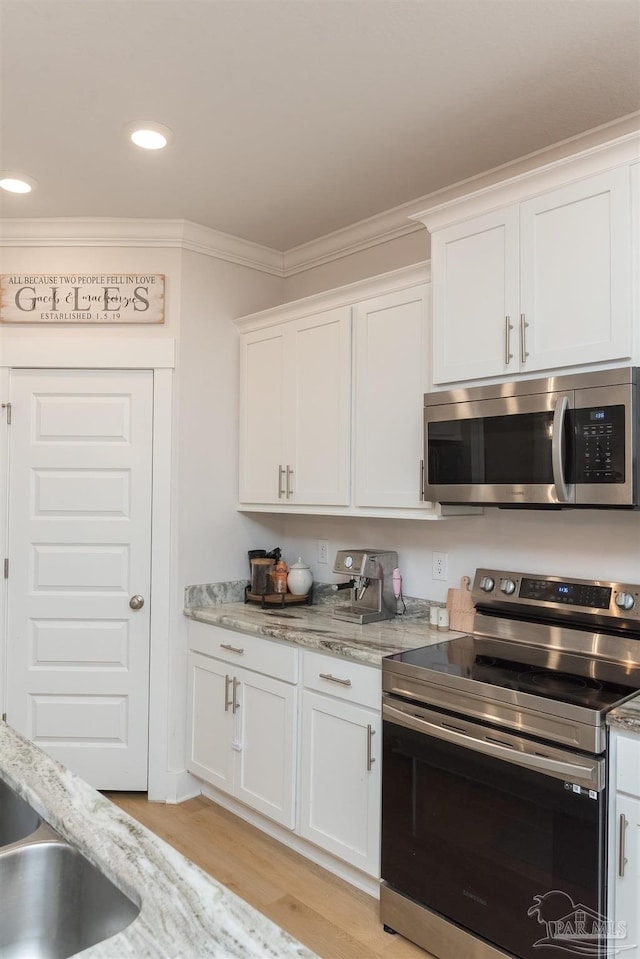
[572,404,625,484]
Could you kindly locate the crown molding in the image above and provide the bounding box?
[0,218,285,276]
[233,261,430,332]
[1,114,638,277]
[411,127,640,232]
[280,206,425,277]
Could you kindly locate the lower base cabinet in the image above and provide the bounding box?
[187,622,384,881]
[611,730,640,959]
[298,650,382,877]
[187,624,298,829]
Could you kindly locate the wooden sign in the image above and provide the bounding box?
[0,274,165,323]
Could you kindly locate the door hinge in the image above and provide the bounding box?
[3,558,8,579]
[1,402,11,424]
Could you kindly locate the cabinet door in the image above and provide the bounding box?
[299,690,381,876]
[239,325,287,503]
[520,167,632,372]
[186,652,234,793]
[353,286,429,508]
[234,669,297,828]
[287,307,351,505]
[431,206,519,384]
[614,793,640,958]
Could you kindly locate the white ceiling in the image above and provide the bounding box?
[1,0,639,252]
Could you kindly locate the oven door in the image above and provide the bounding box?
[424,390,574,506]
[381,698,607,959]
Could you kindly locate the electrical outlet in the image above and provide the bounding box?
[432,551,448,581]
[318,539,329,564]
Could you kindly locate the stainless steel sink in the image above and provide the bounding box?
[0,778,41,847]
[0,839,140,958]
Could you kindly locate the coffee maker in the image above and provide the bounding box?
[332,549,398,624]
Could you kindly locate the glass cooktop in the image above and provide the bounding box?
[386,635,640,713]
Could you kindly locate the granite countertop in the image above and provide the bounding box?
[0,722,317,959]
[184,586,462,667]
[608,692,640,734]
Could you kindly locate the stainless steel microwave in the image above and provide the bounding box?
[424,367,640,508]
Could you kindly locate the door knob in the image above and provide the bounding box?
[129,594,145,610]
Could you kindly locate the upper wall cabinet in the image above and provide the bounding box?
[239,307,351,506]
[415,136,639,387]
[352,285,428,510]
[235,264,474,519]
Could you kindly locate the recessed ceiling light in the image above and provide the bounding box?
[0,173,37,194]
[126,121,174,151]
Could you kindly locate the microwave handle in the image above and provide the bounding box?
[552,394,573,504]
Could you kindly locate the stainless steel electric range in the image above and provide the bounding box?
[380,569,640,959]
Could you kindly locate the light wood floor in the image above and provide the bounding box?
[106,792,433,959]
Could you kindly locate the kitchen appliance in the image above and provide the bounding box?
[332,549,398,624]
[381,568,640,959]
[423,366,640,508]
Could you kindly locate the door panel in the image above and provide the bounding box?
[6,369,153,790]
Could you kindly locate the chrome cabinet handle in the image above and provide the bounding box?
[419,459,425,501]
[286,465,293,498]
[224,674,232,712]
[505,315,513,365]
[129,594,145,610]
[278,465,285,499]
[519,313,529,364]
[232,677,240,714]
[220,643,244,654]
[366,724,375,771]
[319,672,352,687]
[619,813,629,878]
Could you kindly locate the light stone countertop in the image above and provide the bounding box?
[608,692,640,735]
[184,597,462,667]
[0,722,318,959]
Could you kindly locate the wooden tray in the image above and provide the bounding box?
[245,589,310,607]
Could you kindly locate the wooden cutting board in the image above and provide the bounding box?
[447,575,474,632]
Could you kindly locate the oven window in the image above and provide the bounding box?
[381,721,606,959]
[428,411,558,485]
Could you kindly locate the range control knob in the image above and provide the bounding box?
[615,592,635,611]
[479,576,495,592]
[500,578,516,595]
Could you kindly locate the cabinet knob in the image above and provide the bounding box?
[129,594,145,610]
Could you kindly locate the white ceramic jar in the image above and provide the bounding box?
[287,557,313,596]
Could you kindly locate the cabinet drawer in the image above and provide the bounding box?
[302,650,381,709]
[616,731,640,797]
[188,621,298,683]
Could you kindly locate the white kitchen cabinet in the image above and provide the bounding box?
[236,264,476,519]
[187,622,298,828]
[428,166,632,385]
[353,284,429,510]
[610,730,640,959]
[239,307,351,506]
[299,650,382,877]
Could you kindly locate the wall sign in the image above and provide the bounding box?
[0,274,165,323]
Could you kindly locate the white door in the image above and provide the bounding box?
[5,369,153,790]
[519,167,632,372]
[431,206,519,385]
[353,285,428,508]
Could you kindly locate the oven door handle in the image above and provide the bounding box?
[383,703,603,790]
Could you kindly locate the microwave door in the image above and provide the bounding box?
[424,391,575,506]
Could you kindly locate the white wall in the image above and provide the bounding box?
[0,237,285,797]
[277,508,640,603]
[282,229,428,302]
